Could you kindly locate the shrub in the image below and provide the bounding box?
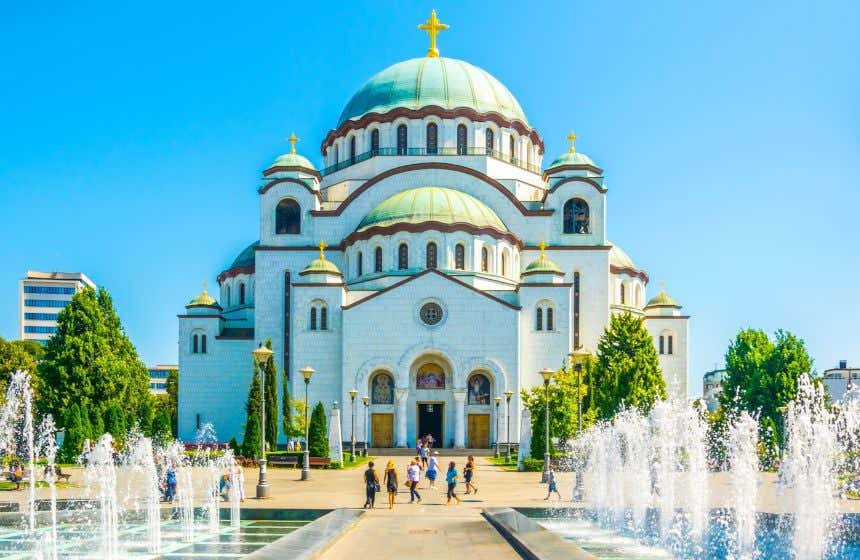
[307,402,328,458]
[522,458,545,472]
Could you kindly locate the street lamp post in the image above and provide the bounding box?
[504,389,514,463]
[251,344,274,498]
[349,388,358,462]
[299,366,315,481]
[539,368,555,483]
[569,348,590,501]
[494,396,501,458]
[362,396,370,456]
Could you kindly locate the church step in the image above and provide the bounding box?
[366,448,499,457]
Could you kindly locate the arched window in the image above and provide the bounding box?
[481,247,489,272]
[357,251,363,276]
[275,199,301,234]
[536,307,543,331]
[320,306,328,331]
[370,129,380,155]
[374,247,383,272]
[370,372,394,404]
[485,129,494,154]
[192,334,198,354]
[426,123,438,154]
[659,335,665,355]
[398,243,409,270]
[457,124,467,155]
[563,198,590,234]
[501,251,508,276]
[397,124,408,155]
[668,335,673,355]
[547,307,554,331]
[349,136,356,163]
[225,285,231,307]
[536,302,555,331]
[310,307,318,331]
[455,244,465,270]
[619,283,625,305]
[239,283,246,305]
[426,242,437,269]
[201,334,207,353]
[467,373,491,404]
[509,136,516,162]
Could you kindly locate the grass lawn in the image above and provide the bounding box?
[339,455,375,469]
[0,481,75,491]
[487,455,519,471]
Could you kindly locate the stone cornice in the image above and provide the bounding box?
[342,221,522,249]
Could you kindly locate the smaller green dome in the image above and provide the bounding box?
[301,258,342,276]
[524,255,563,275]
[609,242,638,271]
[270,152,316,171]
[547,151,596,169]
[357,187,506,232]
[188,284,218,307]
[646,287,680,308]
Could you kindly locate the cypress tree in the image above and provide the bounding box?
[138,398,154,436]
[242,362,263,458]
[88,408,102,440]
[263,339,278,451]
[307,402,328,458]
[104,403,127,442]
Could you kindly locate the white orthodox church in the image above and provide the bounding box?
[177,12,689,448]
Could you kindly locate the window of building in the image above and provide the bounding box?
[398,243,409,270]
[310,307,318,331]
[563,198,590,234]
[276,198,301,234]
[419,303,444,326]
[23,286,75,294]
[371,129,380,155]
[23,299,68,308]
[659,335,665,355]
[635,284,642,307]
[619,283,625,305]
[536,307,543,331]
[509,136,515,162]
[24,313,58,321]
[668,335,674,355]
[397,124,408,155]
[192,334,198,354]
[536,302,555,331]
[357,251,363,276]
[239,283,246,305]
[225,285,231,307]
[501,251,508,276]
[349,136,356,163]
[201,334,207,353]
[481,247,489,272]
[547,307,554,331]
[426,242,437,269]
[485,129,494,154]
[457,124,467,155]
[24,326,56,334]
[333,144,338,163]
[321,306,328,331]
[455,244,465,270]
[374,246,383,272]
[426,123,438,154]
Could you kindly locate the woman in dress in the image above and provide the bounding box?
[445,461,461,505]
[464,455,478,495]
[426,451,439,490]
[363,461,380,509]
[383,460,398,509]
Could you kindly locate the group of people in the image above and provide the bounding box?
[159,460,245,503]
[362,452,479,509]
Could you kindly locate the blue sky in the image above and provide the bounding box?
[1,1,858,394]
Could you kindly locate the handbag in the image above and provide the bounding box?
[405,480,412,488]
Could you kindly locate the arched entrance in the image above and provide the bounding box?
[415,362,446,448]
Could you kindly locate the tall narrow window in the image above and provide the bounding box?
[349,136,356,163]
[501,251,507,276]
[310,307,318,331]
[192,334,198,354]
[426,242,437,269]
[509,136,515,162]
[573,272,581,348]
[371,129,380,155]
[320,306,328,331]
[659,335,665,355]
[536,307,543,331]
[239,283,246,305]
[455,244,465,270]
[333,144,338,163]
[563,198,590,234]
[547,307,554,331]
[201,335,207,354]
[481,247,488,272]
[619,284,625,305]
[668,335,674,355]
[276,199,301,234]
[397,124,408,155]
[374,247,382,272]
[485,129,494,154]
[357,251,363,276]
[398,243,408,270]
[226,285,231,307]
[426,123,438,154]
[457,124,467,155]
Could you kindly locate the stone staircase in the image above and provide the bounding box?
[367,447,499,457]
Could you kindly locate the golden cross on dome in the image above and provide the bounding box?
[539,240,547,260]
[202,280,208,293]
[660,280,665,294]
[567,131,577,153]
[418,10,449,58]
[318,240,327,260]
[288,133,299,155]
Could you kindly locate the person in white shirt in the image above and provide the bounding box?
[427,451,440,490]
[407,459,422,503]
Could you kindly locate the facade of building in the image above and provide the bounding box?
[148,364,176,395]
[19,271,95,344]
[823,361,859,403]
[177,14,691,445]
[703,368,727,412]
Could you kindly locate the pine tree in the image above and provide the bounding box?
[592,312,666,419]
[282,368,293,438]
[263,339,278,451]
[242,362,263,458]
[307,402,328,458]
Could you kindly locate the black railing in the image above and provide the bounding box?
[321,147,542,176]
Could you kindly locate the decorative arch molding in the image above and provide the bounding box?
[342,221,523,249]
[543,163,604,177]
[396,343,460,389]
[311,163,553,219]
[460,357,508,394]
[258,177,321,200]
[353,358,398,391]
[262,166,322,182]
[610,265,649,283]
[543,176,608,198]
[321,105,545,155]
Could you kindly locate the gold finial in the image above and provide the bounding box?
[318,240,327,260]
[202,280,208,294]
[288,133,299,155]
[567,131,577,153]
[418,10,449,58]
[539,240,547,260]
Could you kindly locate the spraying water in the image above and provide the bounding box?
[37,415,59,560]
[85,434,120,559]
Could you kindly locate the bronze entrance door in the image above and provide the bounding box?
[371,413,393,447]
[467,414,490,448]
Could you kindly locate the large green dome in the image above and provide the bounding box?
[357,187,507,232]
[338,57,528,127]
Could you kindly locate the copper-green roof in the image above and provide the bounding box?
[357,187,507,232]
[646,289,680,308]
[338,57,528,126]
[270,152,316,171]
[608,242,638,271]
[301,258,342,276]
[229,242,258,270]
[546,151,597,169]
[524,255,563,275]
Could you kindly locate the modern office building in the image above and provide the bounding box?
[703,368,727,412]
[18,271,95,344]
[823,360,859,402]
[148,364,177,395]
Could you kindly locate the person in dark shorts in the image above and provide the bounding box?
[464,455,478,494]
[445,461,461,505]
[363,461,379,508]
[383,460,398,509]
[544,463,562,500]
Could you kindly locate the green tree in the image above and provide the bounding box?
[242,362,263,458]
[282,370,294,438]
[152,408,173,442]
[165,369,179,435]
[87,408,101,440]
[36,287,151,432]
[720,328,814,446]
[291,399,308,440]
[138,398,154,436]
[307,402,328,458]
[0,337,38,379]
[103,403,127,442]
[592,313,666,419]
[263,340,278,450]
[60,403,84,462]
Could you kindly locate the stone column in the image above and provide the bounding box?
[453,390,466,448]
[395,388,409,447]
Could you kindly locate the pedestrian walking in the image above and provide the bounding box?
[384,460,398,509]
[445,461,461,505]
[407,459,422,503]
[363,461,380,508]
[165,465,177,503]
[427,451,439,490]
[464,455,478,494]
[544,463,562,500]
[420,442,430,469]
